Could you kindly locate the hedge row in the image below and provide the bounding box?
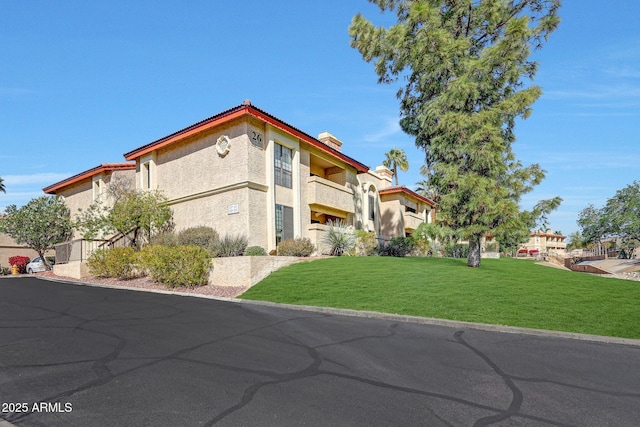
[87,245,212,287]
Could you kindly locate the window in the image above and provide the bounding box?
[405,205,416,214]
[142,162,151,189]
[274,143,293,188]
[368,193,375,221]
[92,180,102,201]
[275,204,293,244]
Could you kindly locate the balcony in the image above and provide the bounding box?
[403,211,425,231]
[307,175,355,214]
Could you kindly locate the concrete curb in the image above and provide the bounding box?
[0,418,17,427]
[37,276,640,348]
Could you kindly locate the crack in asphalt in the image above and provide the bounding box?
[3,304,323,424]
[3,286,639,426]
[454,331,525,426]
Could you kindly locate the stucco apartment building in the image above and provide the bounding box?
[519,229,567,255]
[44,101,435,254]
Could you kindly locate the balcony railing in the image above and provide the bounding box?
[54,239,108,264]
[403,211,425,231]
[307,175,355,214]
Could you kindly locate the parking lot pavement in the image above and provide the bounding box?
[1,277,640,426]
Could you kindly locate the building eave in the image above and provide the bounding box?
[378,186,436,207]
[42,162,136,194]
[123,102,370,173]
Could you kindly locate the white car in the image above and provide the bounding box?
[26,257,47,274]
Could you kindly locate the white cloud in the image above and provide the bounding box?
[2,173,71,186]
[363,118,402,142]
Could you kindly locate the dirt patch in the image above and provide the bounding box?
[34,271,248,298]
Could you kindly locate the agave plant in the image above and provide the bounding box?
[323,219,355,256]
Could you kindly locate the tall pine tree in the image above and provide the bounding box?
[350,0,562,267]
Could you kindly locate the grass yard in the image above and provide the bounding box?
[240,257,640,339]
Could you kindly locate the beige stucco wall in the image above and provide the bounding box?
[380,196,405,238]
[57,168,136,240]
[209,255,302,287]
[0,232,40,267]
[168,185,269,249]
[153,119,257,197]
[58,180,93,239]
[53,260,91,278]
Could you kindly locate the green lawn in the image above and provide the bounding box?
[240,257,640,339]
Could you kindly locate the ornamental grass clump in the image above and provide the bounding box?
[323,219,355,256]
[140,245,212,288]
[212,234,248,257]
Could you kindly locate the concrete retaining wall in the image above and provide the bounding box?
[53,261,91,279]
[209,256,303,287]
[53,256,307,287]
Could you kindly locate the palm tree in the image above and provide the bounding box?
[0,176,5,193]
[415,180,437,199]
[383,148,409,186]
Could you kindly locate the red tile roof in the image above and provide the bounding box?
[123,102,369,173]
[378,185,436,206]
[43,162,136,194]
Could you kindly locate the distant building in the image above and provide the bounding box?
[0,230,39,267]
[519,229,567,256]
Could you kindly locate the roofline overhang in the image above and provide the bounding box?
[123,103,369,173]
[43,162,136,194]
[378,186,436,207]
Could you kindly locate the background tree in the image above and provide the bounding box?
[0,176,5,193]
[76,187,173,250]
[604,181,640,257]
[383,148,409,185]
[350,0,561,267]
[579,181,640,258]
[0,196,72,268]
[566,231,584,251]
[492,198,562,256]
[577,204,607,249]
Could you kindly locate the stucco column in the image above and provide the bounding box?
[265,126,276,251]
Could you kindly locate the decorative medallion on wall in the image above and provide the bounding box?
[216,135,231,157]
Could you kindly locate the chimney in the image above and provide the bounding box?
[374,165,394,183]
[317,131,343,152]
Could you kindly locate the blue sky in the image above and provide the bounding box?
[1,1,638,237]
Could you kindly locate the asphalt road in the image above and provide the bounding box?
[1,277,639,426]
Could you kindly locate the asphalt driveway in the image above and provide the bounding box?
[1,277,639,426]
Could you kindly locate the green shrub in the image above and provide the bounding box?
[87,247,139,279]
[140,245,212,288]
[177,226,219,251]
[323,219,355,256]
[411,235,432,257]
[378,237,415,257]
[442,243,470,258]
[151,231,178,247]
[354,230,378,256]
[245,246,267,256]
[277,238,315,257]
[485,242,499,253]
[212,234,248,257]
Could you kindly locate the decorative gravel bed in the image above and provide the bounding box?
[34,271,248,298]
